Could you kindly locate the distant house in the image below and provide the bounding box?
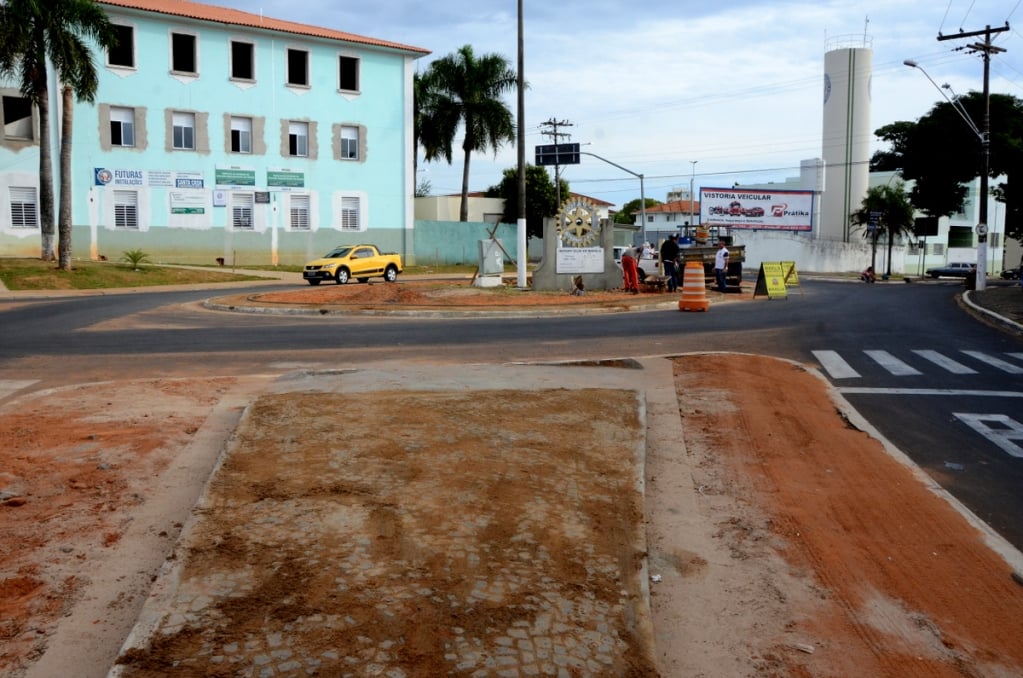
[414,191,616,225]
[0,0,428,265]
[631,199,700,229]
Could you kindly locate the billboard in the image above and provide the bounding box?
[700,188,814,231]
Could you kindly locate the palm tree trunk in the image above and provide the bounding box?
[885,228,894,278]
[36,84,55,261]
[58,86,73,270]
[870,230,878,272]
[459,144,472,222]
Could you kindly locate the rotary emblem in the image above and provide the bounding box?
[556,199,600,246]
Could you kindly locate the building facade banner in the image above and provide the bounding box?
[700,188,814,231]
[267,169,305,189]
[215,166,257,188]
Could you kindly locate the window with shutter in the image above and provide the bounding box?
[113,190,139,229]
[290,194,310,230]
[9,187,38,228]
[340,196,360,230]
[232,193,254,230]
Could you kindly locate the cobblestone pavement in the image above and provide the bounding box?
[109,366,661,678]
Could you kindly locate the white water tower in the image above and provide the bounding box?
[821,36,872,242]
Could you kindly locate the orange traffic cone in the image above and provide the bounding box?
[678,261,710,312]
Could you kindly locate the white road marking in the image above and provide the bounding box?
[961,351,1023,374]
[911,350,978,374]
[836,387,1023,397]
[953,413,1023,458]
[0,380,38,400]
[812,350,860,379]
[865,350,922,376]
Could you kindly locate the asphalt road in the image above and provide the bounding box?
[2,278,1022,550]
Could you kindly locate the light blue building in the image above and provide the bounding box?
[0,0,429,265]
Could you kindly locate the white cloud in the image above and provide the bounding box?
[213,0,1023,207]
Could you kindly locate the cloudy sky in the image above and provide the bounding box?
[214,0,1023,209]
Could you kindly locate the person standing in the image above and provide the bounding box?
[714,240,730,292]
[621,244,640,294]
[660,235,680,292]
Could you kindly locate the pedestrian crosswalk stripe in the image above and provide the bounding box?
[811,350,860,379]
[813,350,1023,380]
[865,350,922,376]
[961,351,1023,374]
[911,350,978,374]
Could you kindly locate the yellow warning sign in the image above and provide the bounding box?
[753,262,788,299]
[780,261,800,287]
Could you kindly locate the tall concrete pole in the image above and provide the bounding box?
[516,0,527,288]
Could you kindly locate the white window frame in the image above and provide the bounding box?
[113,189,139,230]
[338,54,359,92]
[231,193,254,230]
[288,121,308,157]
[230,116,252,154]
[289,194,310,231]
[107,23,136,69]
[9,187,38,228]
[172,111,195,150]
[170,30,199,75]
[340,125,358,160]
[110,106,135,147]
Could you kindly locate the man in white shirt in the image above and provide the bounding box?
[714,240,729,292]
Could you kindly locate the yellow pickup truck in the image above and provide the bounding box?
[302,244,403,285]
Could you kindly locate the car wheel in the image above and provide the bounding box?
[335,268,350,285]
[384,265,398,283]
[357,277,369,283]
[307,279,320,286]
[929,273,939,279]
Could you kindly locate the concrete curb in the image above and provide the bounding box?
[962,289,1023,334]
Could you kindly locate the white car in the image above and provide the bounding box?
[613,247,661,280]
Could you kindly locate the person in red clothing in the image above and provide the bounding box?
[621,244,640,294]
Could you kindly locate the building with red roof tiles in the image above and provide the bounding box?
[0,0,429,265]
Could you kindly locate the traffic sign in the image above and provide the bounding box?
[535,143,580,166]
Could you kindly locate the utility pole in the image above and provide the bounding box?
[540,118,573,208]
[516,0,526,288]
[937,23,1007,291]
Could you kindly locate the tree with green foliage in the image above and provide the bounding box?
[871,92,1023,246]
[485,165,568,239]
[417,45,517,222]
[0,0,117,268]
[614,197,662,224]
[850,182,916,277]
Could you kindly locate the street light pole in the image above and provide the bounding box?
[689,160,697,232]
[904,57,992,290]
[933,22,1008,291]
[579,151,646,243]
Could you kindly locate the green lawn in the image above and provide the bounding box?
[0,257,482,291]
[0,258,269,291]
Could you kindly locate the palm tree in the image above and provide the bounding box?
[0,0,116,267]
[850,181,916,278]
[418,45,517,222]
